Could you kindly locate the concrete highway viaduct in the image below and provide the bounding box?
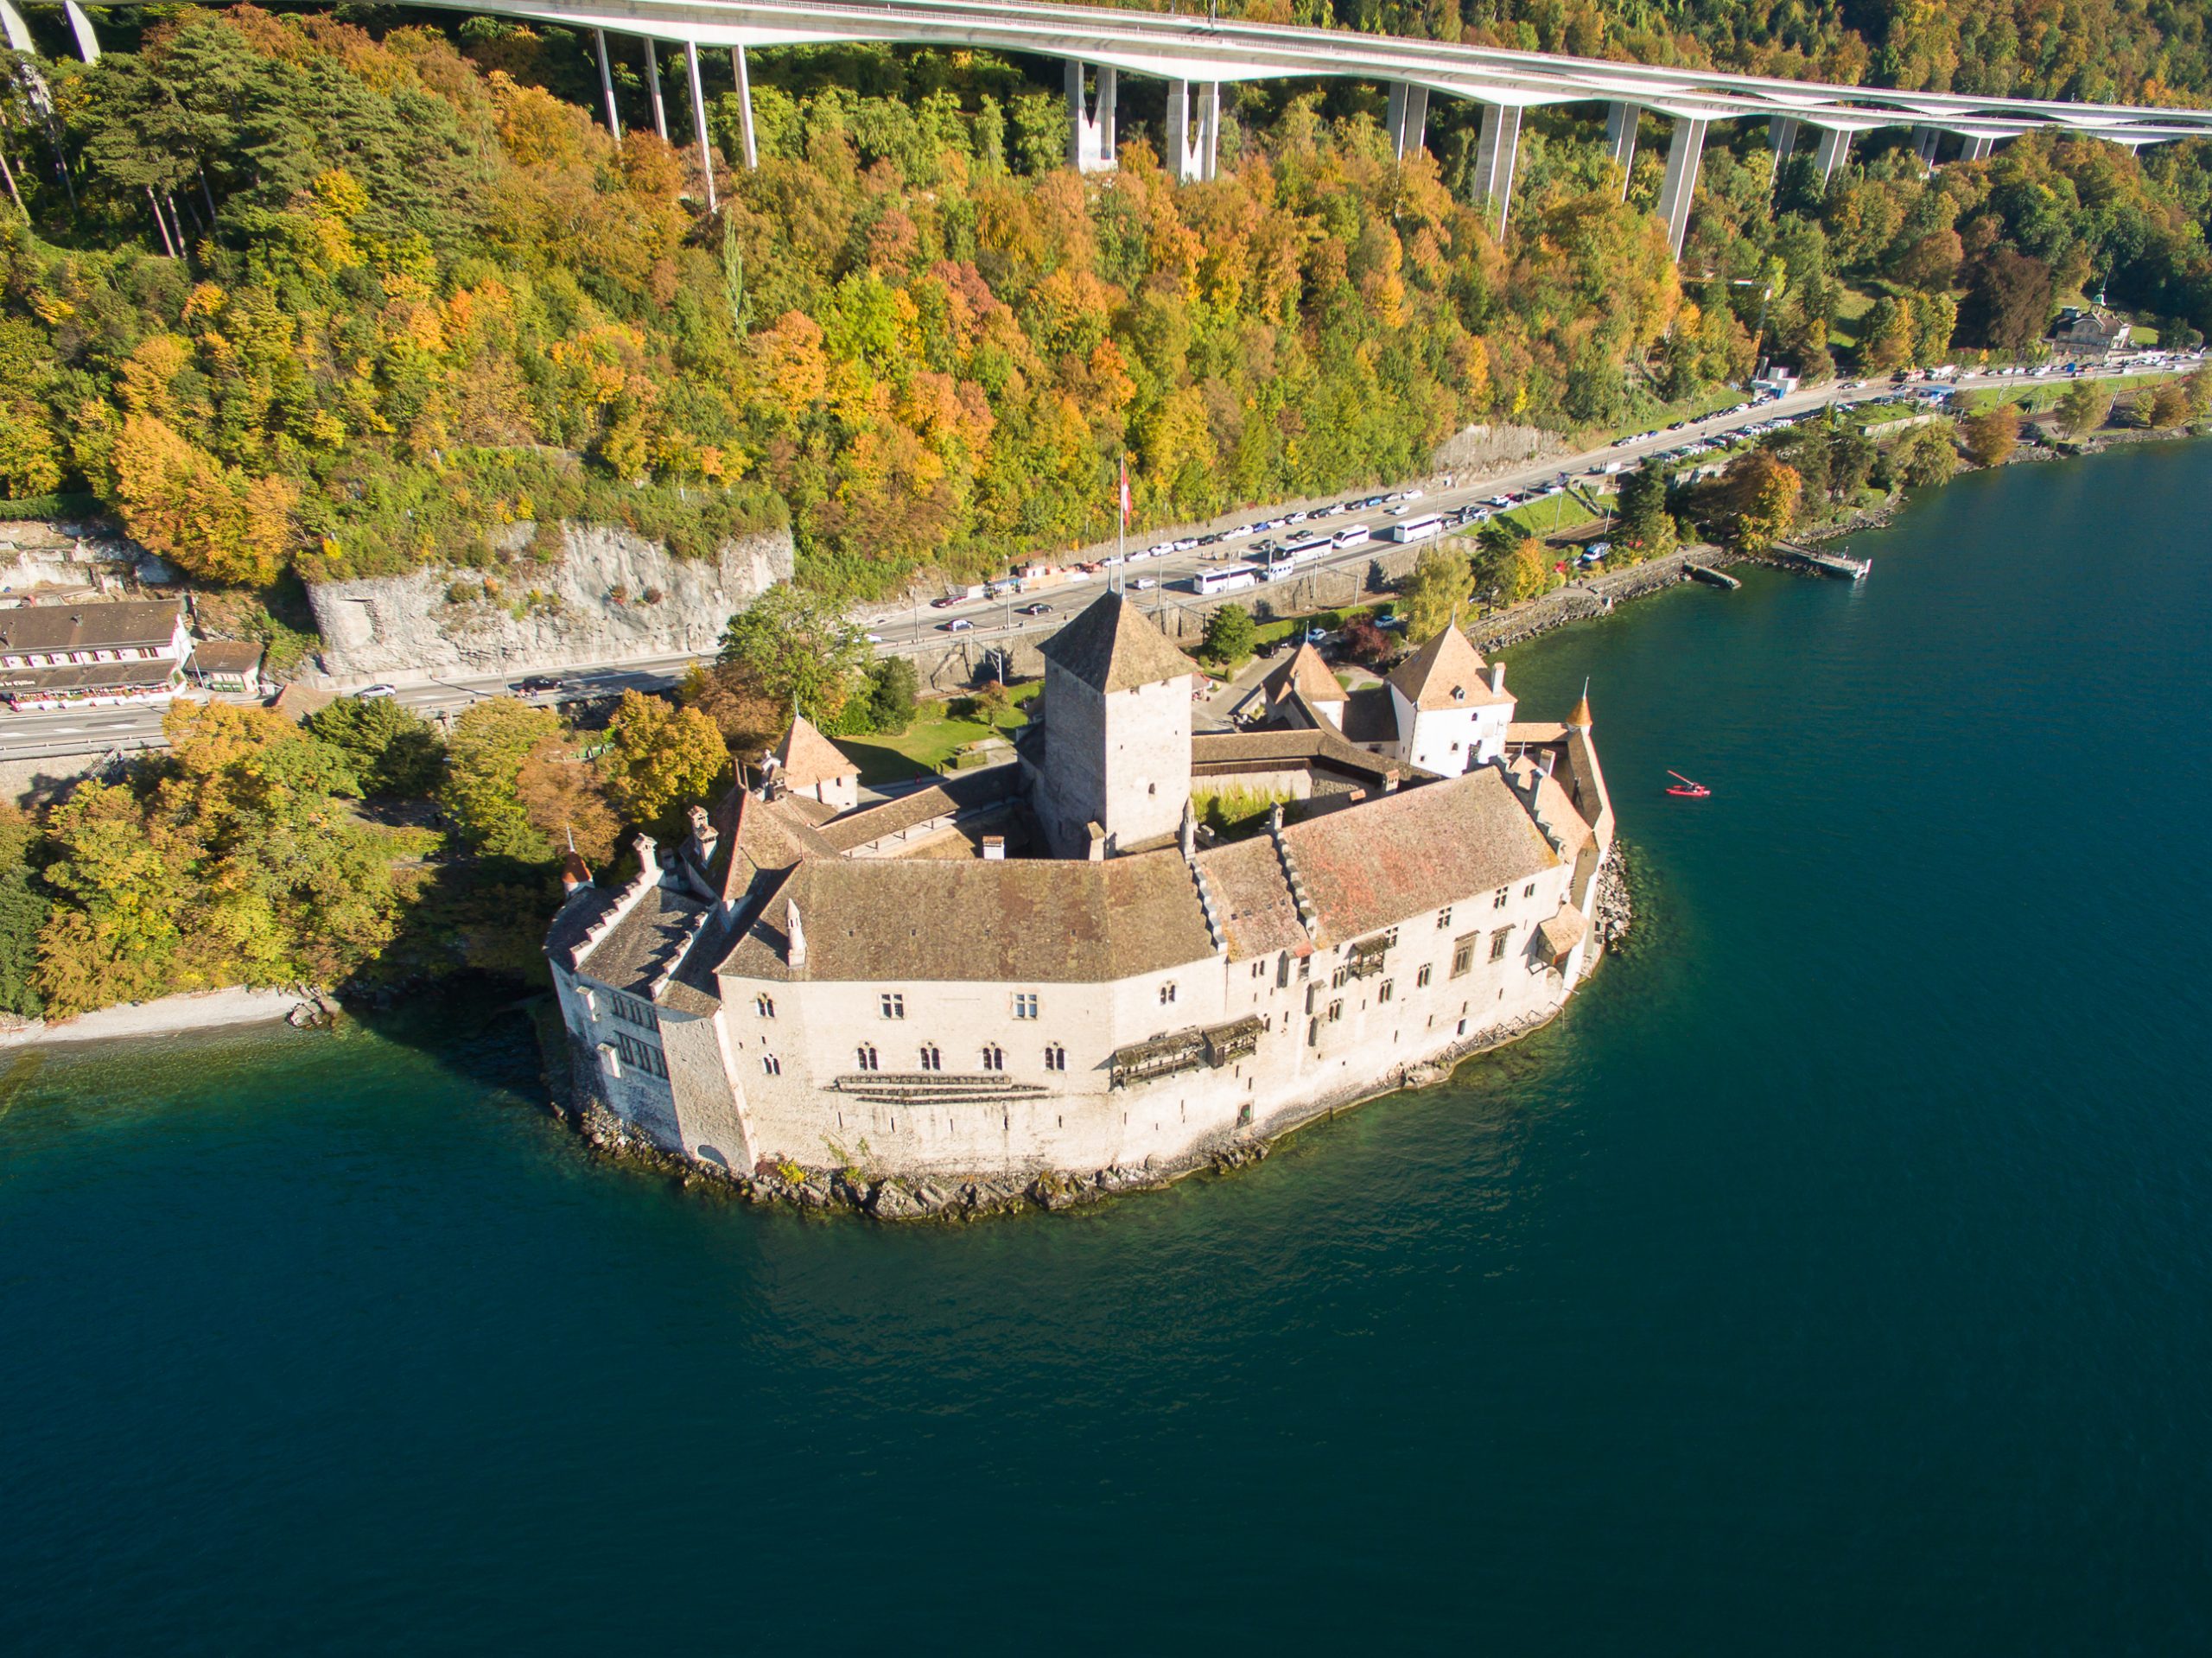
[8,2,2212,256]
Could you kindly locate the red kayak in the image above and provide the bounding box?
[1666,770,1711,798]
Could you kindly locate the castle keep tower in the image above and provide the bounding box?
[1033,591,1196,856]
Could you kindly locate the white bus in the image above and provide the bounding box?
[1261,550,1297,581]
[1191,562,1260,596]
[1376,514,1446,544]
[1281,532,1332,562]
[1332,523,1372,549]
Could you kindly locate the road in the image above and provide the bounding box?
[1,357,2190,764]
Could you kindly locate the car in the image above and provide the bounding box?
[357,683,397,700]
[1402,487,1425,501]
[931,594,962,608]
[1286,511,1308,525]
[863,632,885,645]
[1198,533,1222,546]
[512,675,561,695]
[1132,576,1157,591]
[942,618,974,632]
[1304,626,1329,643]
[1100,554,1126,566]
[1224,524,1255,540]
[1017,603,1053,616]
[1172,537,1199,553]
[1253,518,1279,532]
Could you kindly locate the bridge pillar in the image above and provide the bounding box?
[1386,82,1428,159]
[730,46,758,168]
[1066,62,1117,173]
[1768,115,1798,183]
[644,40,669,143]
[1656,117,1707,259]
[1470,102,1521,240]
[1603,101,1637,198]
[1812,126,1851,186]
[1961,134,1993,162]
[1167,80,1220,181]
[1912,124,1940,168]
[61,0,98,61]
[592,30,621,142]
[684,41,717,212]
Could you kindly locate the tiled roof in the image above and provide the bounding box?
[1192,835,1309,961]
[1039,591,1197,694]
[0,599,180,655]
[1278,768,1557,943]
[715,848,1216,984]
[1535,903,1587,960]
[772,714,858,787]
[1262,642,1344,706]
[1192,722,1411,790]
[574,882,709,994]
[187,640,264,674]
[1385,625,1509,711]
[815,764,1020,854]
[0,659,180,693]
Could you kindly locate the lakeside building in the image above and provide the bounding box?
[545,593,1613,1185]
[0,598,190,709]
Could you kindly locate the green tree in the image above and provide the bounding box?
[2056,379,2107,439]
[1198,602,1256,664]
[718,583,869,723]
[864,655,918,734]
[0,807,48,1020]
[441,698,565,863]
[305,696,447,797]
[1402,545,1471,640]
[601,690,731,834]
[1896,420,1960,488]
[1615,461,1676,554]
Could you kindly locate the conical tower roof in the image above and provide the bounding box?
[1385,623,1503,710]
[1567,679,1593,728]
[772,712,858,788]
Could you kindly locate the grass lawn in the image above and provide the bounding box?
[837,681,1042,785]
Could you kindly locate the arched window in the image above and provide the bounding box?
[918,1045,943,1072]
[755,994,774,1018]
[855,1045,879,1071]
[1159,981,1177,1005]
[761,1054,781,1076]
[982,1045,1005,1072]
[1044,1045,1067,1072]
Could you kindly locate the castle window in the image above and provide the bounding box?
[1417,965,1433,988]
[1159,981,1177,1005]
[1522,882,1536,899]
[1298,955,1311,981]
[1492,886,1510,910]
[918,1045,943,1071]
[1490,926,1513,962]
[982,1045,1005,1072]
[880,992,906,1020]
[1045,1044,1066,1071]
[1451,934,1477,978]
[1013,992,1039,1020]
[1437,907,1452,929]
[761,1054,781,1077]
[1377,980,1395,1005]
[612,992,655,1027]
[856,1045,879,1071]
[613,1031,667,1079]
[755,994,774,1019]
[1327,1000,1343,1023]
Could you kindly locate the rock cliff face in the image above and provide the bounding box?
[304,522,792,682]
[1430,422,1572,474]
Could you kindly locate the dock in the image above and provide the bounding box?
[1686,563,1740,590]
[1775,543,1872,581]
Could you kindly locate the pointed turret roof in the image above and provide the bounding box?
[1039,590,1196,694]
[1567,680,1593,729]
[1262,641,1345,707]
[1385,624,1508,710]
[772,713,859,788]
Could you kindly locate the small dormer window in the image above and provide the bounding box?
[1451,685,1465,701]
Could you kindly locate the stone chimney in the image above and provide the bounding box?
[1179,797,1197,860]
[1537,748,1557,778]
[982,835,1006,861]
[685,803,719,868]
[1489,663,1506,695]
[785,899,808,969]
[632,832,658,883]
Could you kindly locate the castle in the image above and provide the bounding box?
[545,592,1613,1191]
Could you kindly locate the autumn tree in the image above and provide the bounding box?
[514,737,620,867]
[2057,379,2109,440]
[1961,403,2022,467]
[1707,450,1802,551]
[601,690,731,834]
[305,696,447,797]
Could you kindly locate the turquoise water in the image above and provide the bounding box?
[4,445,2211,1653]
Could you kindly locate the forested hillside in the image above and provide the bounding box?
[0,5,2206,603]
